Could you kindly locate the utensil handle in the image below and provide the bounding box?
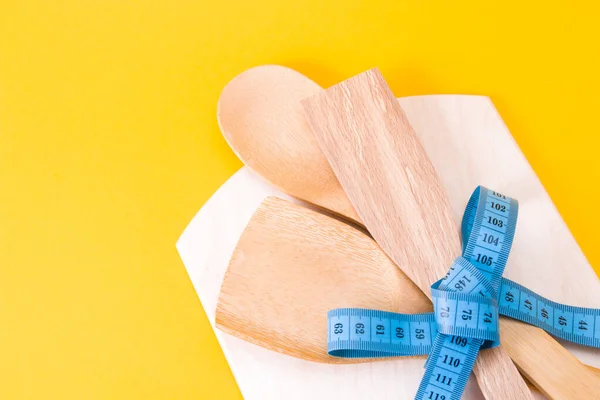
[501,319,600,399]
[302,68,532,399]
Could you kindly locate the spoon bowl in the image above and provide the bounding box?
[217,65,359,222]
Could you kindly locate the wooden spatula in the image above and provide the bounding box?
[301,68,531,400]
[216,196,432,363]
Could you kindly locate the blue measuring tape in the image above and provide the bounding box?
[327,186,600,400]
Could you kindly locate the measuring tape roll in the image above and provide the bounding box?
[327,186,600,400]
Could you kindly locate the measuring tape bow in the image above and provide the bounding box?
[327,186,600,400]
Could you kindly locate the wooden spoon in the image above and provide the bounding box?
[217,65,359,222]
[217,66,600,399]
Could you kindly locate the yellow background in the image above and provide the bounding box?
[1,1,599,399]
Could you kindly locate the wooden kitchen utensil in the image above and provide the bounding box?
[216,196,432,363]
[217,67,600,399]
[217,65,359,222]
[301,68,529,400]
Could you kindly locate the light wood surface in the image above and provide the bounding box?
[399,95,600,399]
[302,68,532,400]
[216,196,432,363]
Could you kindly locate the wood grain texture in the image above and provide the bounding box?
[217,65,360,222]
[301,69,532,400]
[216,196,432,363]
[499,318,600,399]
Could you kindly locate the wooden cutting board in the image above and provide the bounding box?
[177,95,600,399]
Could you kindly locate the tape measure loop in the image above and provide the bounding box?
[326,186,600,400]
[431,289,499,343]
[431,257,500,345]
